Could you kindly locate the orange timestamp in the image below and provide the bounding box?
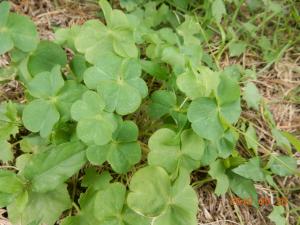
[230,196,288,206]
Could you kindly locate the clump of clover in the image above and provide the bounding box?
[0,1,298,225]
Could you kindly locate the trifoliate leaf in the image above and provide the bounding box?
[75,11,137,62]
[268,206,286,225]
[8,184,71,225]
[188,97,224,140]
[0,1,39,54]
[148,90,176,119]
[22,66,70,137]
[74,20,117,64]
[27,66,64,99]
[71,91,118,145]
[86,120,141,174]
[94,183,150,225]
[211,0,226,24]
[127,166,198,225]
[208,160,229,195]
[244,124,258,154]
[232,157,265,181]
[84,59,147,115]
[177,66,219,99]
[243,82,261,110]
[22,141,86,192]
[268,155,297,176]
[148,128,204,174]
[0,170,24,207]
[28,41,67,76]
[229,41,247,57]
[0,140,13,162]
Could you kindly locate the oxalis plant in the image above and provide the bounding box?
[0,1,299,225]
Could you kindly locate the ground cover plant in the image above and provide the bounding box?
[0,0,299,224]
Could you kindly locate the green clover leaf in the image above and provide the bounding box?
[86,120,141,174]
[188,73,242,140]
[64,170,113,225]
[217,129,239,158]
[26,66,65,99]
[28,41,67,76]
[228,41,247,57]
[22,99,60,138]
[267,155,297,176]
[84,58,147,115]
[148,128,204,174]
[54,25,81,50]
[94,183,150,225]
[7,184,71,225]
[127,166,198,225]
[0,139,13,163]
[0,170,24,207]
[0,1,39,55]
[188,97,224,140]
[244,124,259,153]
[23,66,84,137]
[55,81,87,122]
[268,206,286,225]
[211,0,226,24]
[0,101,20,140]
[177,66,219,99]
[22,66,63,137]
[71,90,118,145]
[75,4,137,65]
[243,82,261,111]
[148,90,177,119]
[232,157,265,181]
[22,141,86,192]
[177,16,201,45]
[217,73,240,105]
[216,73,241,124]
[228,171,258,207]
[208,159,229,195]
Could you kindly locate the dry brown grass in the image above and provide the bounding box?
[0,1,299,225]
